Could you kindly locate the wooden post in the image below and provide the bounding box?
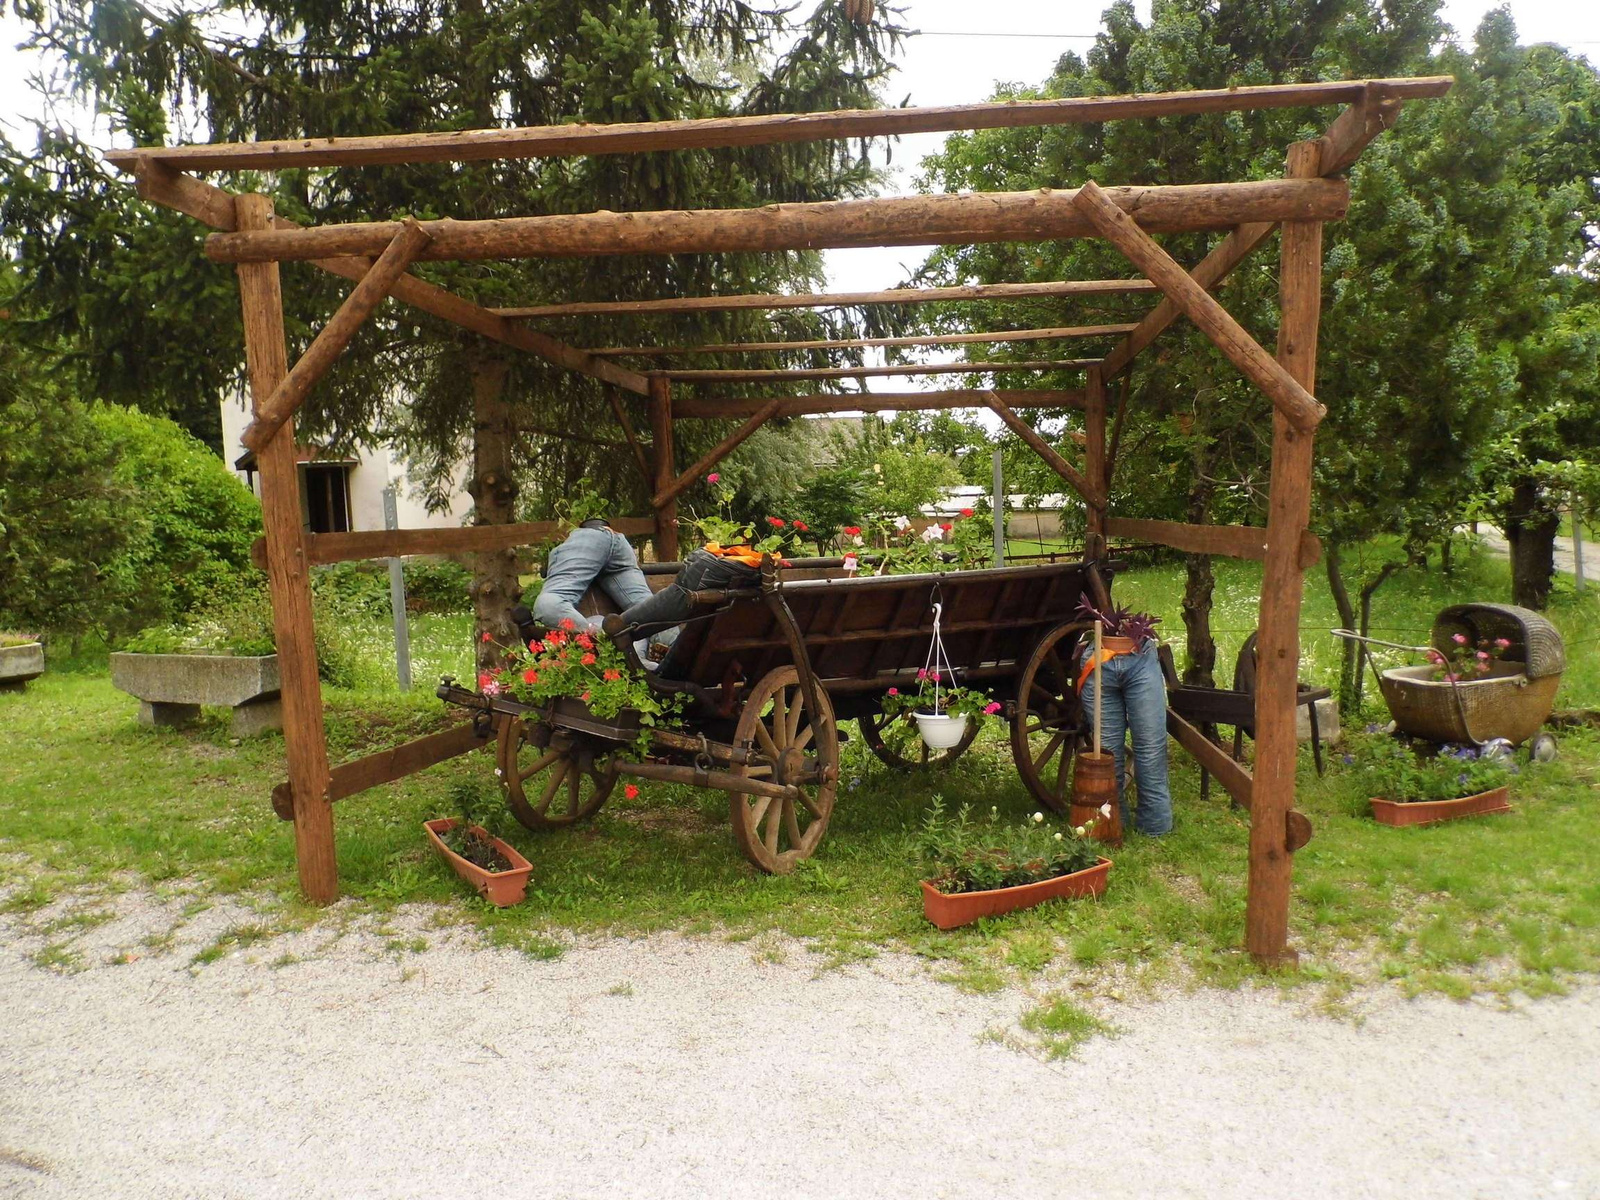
[1247,140,1324,966]
[1084,365,1108,551]
[234,194,337,904]
[648,376,680,560]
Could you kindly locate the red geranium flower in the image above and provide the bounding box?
[477,672,493,689]
[624,784,640,800]
[940,523,952,533]
[580,690,592,702]
[576,633,594,649]
[960,507,975,518]
[480,631,492,643]
[528,640,543,653]
[842,526,861,536]
[581,652,597,666]
[766,517,786,528]
[560,618,578,631]
[523,668,539,684]
[603,669,622,681]
[793,519,809,532]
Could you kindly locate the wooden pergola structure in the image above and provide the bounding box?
[109,74,1451,965]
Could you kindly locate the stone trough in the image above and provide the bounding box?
[110,652,282,736]
[0,642,46,693]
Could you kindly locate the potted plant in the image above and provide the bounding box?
[918,797,1112,930]
[1346,734,1514,827]
[0,631,45,693]
[424,781,534,906]
[881,673,1001,750]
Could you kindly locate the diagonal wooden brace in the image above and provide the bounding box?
[652,397,783,509]
[1072,180,1325,433]
[241,218,432,452]
[981,389,1103,507]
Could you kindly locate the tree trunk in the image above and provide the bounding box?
[1326,545,1361,714]
[1180,445,1216,686]
[1505,478,1558,610]
[467,355,519,675]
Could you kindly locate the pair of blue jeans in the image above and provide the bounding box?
[1079,640,1173,835]
[532,527,657,635]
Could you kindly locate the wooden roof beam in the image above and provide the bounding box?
[201,180,1350,265]
[981,390,1101,506]
[105,77,1454,173]
[663,360,1097,384]
[494,279,1158,320]
[675,390,1084,418]
[586,323,1139,358]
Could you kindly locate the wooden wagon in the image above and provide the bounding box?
[438,558,1115,872]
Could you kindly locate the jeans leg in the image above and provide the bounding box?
[532,528,612,633]
[596,533,679,649]
[1081,654,1131,826]
[1122,643,1174,834]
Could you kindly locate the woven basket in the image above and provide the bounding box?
[1431,603,1565,679]
[1378,663,1560,746]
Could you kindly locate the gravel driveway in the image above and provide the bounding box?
[2,894,1597,1200]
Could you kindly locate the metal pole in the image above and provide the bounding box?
[992,448,1005,567]
[382,484,413,691]
[1573,493,1586,594]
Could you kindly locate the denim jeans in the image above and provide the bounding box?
[618,549,759,631]
[1079,640,1173,835]
[533,527,656,635]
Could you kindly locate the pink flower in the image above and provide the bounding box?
[706,473,719,484]
[1494,637,1511,648]
[887,688,898,696]
[1425,649,1444,663]
[482,681,503,697]
[1451,633,1468,645]
[1444,672,1460,682]
[576,633,594,649]
[916,669,927,681]
[931,671,941,682]
[983,701,1001,715]
[1476,650,1489,660]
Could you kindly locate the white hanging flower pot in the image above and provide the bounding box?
[915,711,970,749]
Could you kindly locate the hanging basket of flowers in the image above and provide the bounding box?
[880,592,1001,750]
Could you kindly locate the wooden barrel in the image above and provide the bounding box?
[1070,749,1123,847]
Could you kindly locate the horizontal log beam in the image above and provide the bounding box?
[587,323,1139,358]
[495,279,1159,319]
[674,389,1084,418]
[1167,709,1254,808]
[125,161,650,395]
[981,389,1101,506]
[653,398,783,508]
[241,220,432,453]
[1072,180,1325,432]
[249,515,660,568]
[1105,517,1321,566]
[271,721,491,818]
[663,359,1096,384]
[202,180,1351,265]
[107,77,1454,172]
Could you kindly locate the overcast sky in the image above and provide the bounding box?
[3,0,1596,402]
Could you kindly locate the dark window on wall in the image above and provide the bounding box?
[304,465,351,534]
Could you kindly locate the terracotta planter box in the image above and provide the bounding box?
[110,651,282,735]
[0,642,45,692]
[424,818,533,907]
[1369,786,1512,828]
[921,857,1112,931]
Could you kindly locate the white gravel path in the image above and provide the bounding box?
[2,894,1597,1200]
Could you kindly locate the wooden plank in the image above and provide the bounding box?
[270,722,492,818]
[1071,180,1325,433]
[1084,366,1107,544]
[981,390,1101,506]
[234,194,337,904]
[125,163,650,395]
[1107,518,1322,568]
[1247,138,1324,968]
[649,377,680,561]
[201,180,1351,265]
[586,324,1140,357]
[106,77,1453,172]
[675,390,1084,418]
[241,219,432,452]
[664,360,1097,384]
[653,399,782,509]
[256,516,660,568]
[496,279,1158,319]
[1167,708,1253,808]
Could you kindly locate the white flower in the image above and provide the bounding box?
[494,768,503,777]
[892,514,911,531]
[873,463,884,475]
[990,806,998,817]
[1073,825,1087,837]
[1099,803,1112,818]
[1054,832,1063,841]
[920,524,943,544]
[1032,811,1044,824]
[851,534,864,547]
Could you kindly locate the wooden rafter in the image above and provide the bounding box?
[675,390,1085,418]
[200,180,1350,265]
[981,390,1101,506]
[586,324,1138,358]
[652,398,783,508]
[494,279,1158,320]
[1106,517,1321,567]
[106,77,1452,173]
[664,360,1096,384]
[604,387,653,482]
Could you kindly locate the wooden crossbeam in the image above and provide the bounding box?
[605,387,652,482]
[675,390,1084,418]
[1071,180,1325,432]
[125,160,649,395]
[1106,517,1322,566]
[201,180,1351,265]
[271,722,492,819]
[249,515,661,569]
[106,77,1453,173]
[495,279,1158,319]
[653,398,783,508]
[241,220,432,453]
[1167,709,1253,808]
[586,324,1139,358]
[981,390,1101,506]
[664,360,1097,384]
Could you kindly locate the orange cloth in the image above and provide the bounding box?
[704,542,765,568]
[1076,636,1139,693]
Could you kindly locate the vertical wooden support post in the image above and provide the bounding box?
[648,375,680,561]
[235,194,337,904]
[1084,367,1108,554]
[1247,141,1323,966]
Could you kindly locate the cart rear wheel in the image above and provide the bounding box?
[859,709,977,771]
[730,666,839,874]
[1011,621,1092,814]
[497,716,618,830]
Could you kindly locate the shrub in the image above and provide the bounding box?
[403,559,472,613]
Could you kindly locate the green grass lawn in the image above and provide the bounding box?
[2,541,1596,1012]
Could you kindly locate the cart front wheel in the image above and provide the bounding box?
[730,666,839,874]
[859,709,976,771]
[1011,621,1092,814]
[497,716,618,830]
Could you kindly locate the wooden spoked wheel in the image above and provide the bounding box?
[730,666,840,874]
[1011,621,1092,814]
[496,716,618,830]
[858,709,977,771]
